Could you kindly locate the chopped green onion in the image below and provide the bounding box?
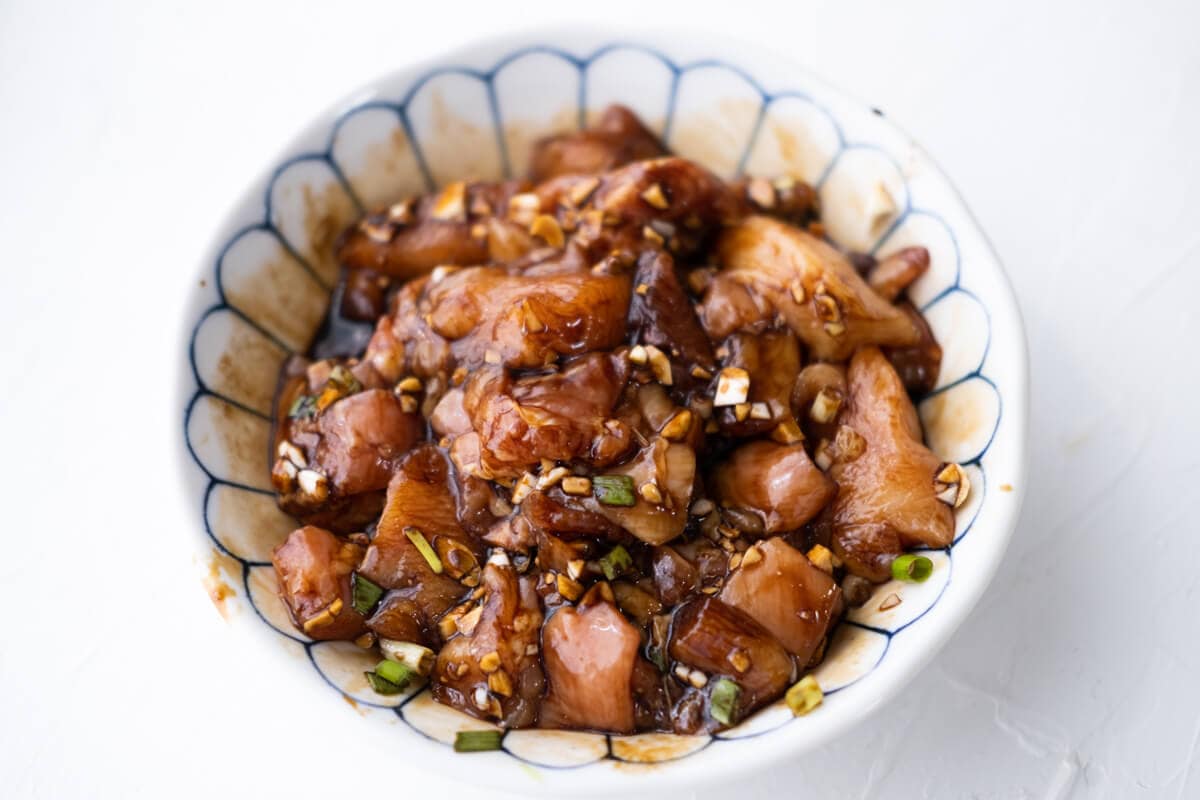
[364,670,406,695]
[328,364,362,394]
[374,658,415,688]
[351,572,384,615]
[593,475,636,507]
[786,675,823,716]
[891,554,933,583]
[598,544,632,580]
[454,730,503,753]
[709,678,741,726]
[287,394,317,419]
[404,527,443,574]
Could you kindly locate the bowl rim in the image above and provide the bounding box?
[175,25,1029,793]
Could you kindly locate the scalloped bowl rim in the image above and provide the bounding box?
[175,26,1028,794]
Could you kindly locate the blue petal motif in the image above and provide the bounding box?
[182,41,1006,770]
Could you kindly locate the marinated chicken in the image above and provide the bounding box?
[267,106,961,736]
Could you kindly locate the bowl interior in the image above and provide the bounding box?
[180,32,1026,793]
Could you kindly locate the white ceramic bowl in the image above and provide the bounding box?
[177,29,1028,795]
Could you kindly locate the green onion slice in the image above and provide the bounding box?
[374,659,415,688]
[454,730,503,753]
[593,475,636,507]
[709,678,741,726]
[890,554,933,583]
[364,671,404,695]
[404,527,444,574]
[598,544,632,580]
[287,394,317,419]
[647,645,667,673]
[351,572,384,615]
[328,364,363,395]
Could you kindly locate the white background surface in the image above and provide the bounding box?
[2,0,1198,797]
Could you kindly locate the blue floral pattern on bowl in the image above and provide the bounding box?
[178,35,1026,790]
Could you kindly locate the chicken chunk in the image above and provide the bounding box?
[272,526,367,640]
[340,268,391,321]
[362,263,632,378]
[308,389,422,494]
[669,596,794,713]
[461,353,631,476]
[541,596,642,733]
[651,545,699,606]
[429,387,470,438]
[548,437,695,546]
[361,277,452,381]
[700,216,921,360]
[432,563,545,727]
[273,388,423,531]
[867,246,929,302]
[358,446,478,621]
[792,362,848,441]
[518,490,625,541]
[627,249,716,379]
[529,104,665,182]
[883,301,943,395]
[719,538,840,664]
[593,156,741,231]
[714,331,801,436]
[366,588,434,645]
[714,441,835,534]
[830,347,955,580]
[335,180,532,278]
[733,174,819,226]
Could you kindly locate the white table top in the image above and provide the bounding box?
[3,0,1197,796]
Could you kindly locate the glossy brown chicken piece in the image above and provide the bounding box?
[432,266,632,370]
[714,331,801,436]
[793,362,848,442]
[461,353,631,477]
[335,180,532,279]
[532,528,592,577]
[366,588,435,645]
[527,157,742,265]
[358,446,477,632]
[652,545,700,606]
[429,387,470,438]
[720,538,840,664]
[669,596,794,714]
[884,301,943,395]
[700,216,922,360]
[867,246,930,302]
[518,490,625,542]
[433,562,545,727]
[714,441,835,534]
[340,269,391,321]
[830,347,954,580]
[541,594,643,732]
[306,390,422,495]
[734,175,819,227]
[610,581,663,626]
[548,437,695,546]
[273,388,424,531]
[529,104,665,182]
[361,277,450,381]
[362,265,632,379]
[627,249,716,379]
[272,526,367,641]
[586,157,741,253]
